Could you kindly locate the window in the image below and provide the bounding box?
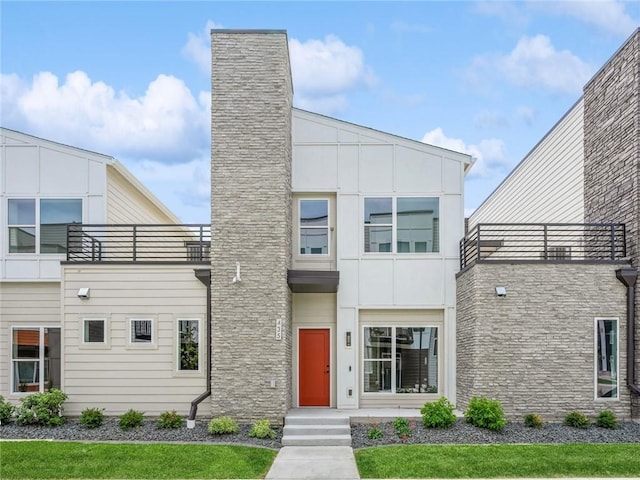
[364,197,439,253]
[130,319,153,344]
[299,199,329,255]
[7,198,82,254]
[363,326,438,394]
[83,319,106,344]
[595,318,618,399]
[11,327,61,393]
[178,319,200,371]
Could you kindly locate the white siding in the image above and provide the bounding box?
[61,264,208,415]
[469,100,585,227]
[0,282,61,399]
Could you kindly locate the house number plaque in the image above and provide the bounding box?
[275,318,282,340]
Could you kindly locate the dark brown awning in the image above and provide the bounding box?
[287,269,339,293]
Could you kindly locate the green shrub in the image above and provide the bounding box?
[564,411,590,429]
[392,417,411,438]
[421,397,457,429]
[249,419,276,439]
[0,396,15,425]
[523,413,544,428]
[156,410,184,429]
[595,410,618,429]
[464,396,507,431]
[367,425,383,440]
[15,389,67,427]
[80,407,104,429]
[208,416,239,435]
[119,409,144,430]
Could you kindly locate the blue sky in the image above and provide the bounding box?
[2,1,638,223]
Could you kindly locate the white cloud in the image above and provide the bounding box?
[536,0,638,37]
[1,70,210,163]
[182,20,224,74]
[289,35,376,114]
[422,127,509,178]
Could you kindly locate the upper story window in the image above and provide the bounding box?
[364,197,439,253]
[299,199,329,255]
[8,198,82,254]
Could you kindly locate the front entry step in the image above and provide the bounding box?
[282,415,351,446]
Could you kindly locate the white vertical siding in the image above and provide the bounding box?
[61,264,208,415]
[469,100,585,227]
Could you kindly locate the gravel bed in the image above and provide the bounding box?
[351,419,640,449]
[3,418,640,450]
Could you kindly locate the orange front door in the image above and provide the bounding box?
[299,328,330,406]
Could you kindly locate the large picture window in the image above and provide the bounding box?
[178,319,200,371]
[364,197,439,253]
[11,327,61,393]
[595,318,618,399]
[7,198,82,254]
[363,326,438,394]
[299,199,329,255]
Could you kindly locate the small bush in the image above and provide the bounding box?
[367,426,383,440]
[156,410,184,429]
[208,416,239,435]
[392,417,411,438]
[523,413,544,428]
[564,411,590,429]
[596,410,618,429]
[119,409,144,430]
[464,396,507,431]
[0,396,15,425]
[15,389,67,427]
[249,419,276,439]
[80,407,104,429]
[421,397,457,429]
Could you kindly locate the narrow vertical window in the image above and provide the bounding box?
[178,319,200,371]
[8,199,36,253]
[595,318,618,399]
[299,199,329,255]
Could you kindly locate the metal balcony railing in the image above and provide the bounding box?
[460,223,626,269]
[66,224,211,263]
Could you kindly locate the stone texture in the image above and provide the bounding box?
[210,30,293,422]
[456,262,632,420]
[583,28,640,413]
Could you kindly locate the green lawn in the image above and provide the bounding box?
[355,443,640,478]
[0,441,277,479]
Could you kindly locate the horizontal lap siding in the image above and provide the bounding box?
[0,283,61,400]
[62,265,208,416]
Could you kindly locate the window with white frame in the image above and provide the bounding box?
[595,318,618,399]
[11,327,61,393]
[130,319,154,344]
[83,319,107,344]
[363,326,438,394]
[299,199,329,255]
[364,197,439,253]
[8,198,82,254]
[178,319,200,371]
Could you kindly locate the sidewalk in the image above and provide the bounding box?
[265,446,360,479]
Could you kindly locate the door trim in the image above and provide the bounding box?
[296,326,333,407]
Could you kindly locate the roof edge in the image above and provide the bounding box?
[210,29,287,34]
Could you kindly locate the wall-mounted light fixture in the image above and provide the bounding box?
[495,286,507,297]
[231,262,242,284]
[77,287,90,299]
[345,331,352,347]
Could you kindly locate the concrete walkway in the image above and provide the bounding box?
[265,446,360,479]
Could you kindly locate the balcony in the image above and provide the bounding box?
[460,223,626,269]
[66,224,211,263]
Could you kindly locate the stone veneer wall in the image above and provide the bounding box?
[583,28,639,412]
[210,30,293,422]
[456,263,632,420]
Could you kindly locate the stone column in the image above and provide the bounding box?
[210,30,293,422]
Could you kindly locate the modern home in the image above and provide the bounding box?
[457,27,639,420]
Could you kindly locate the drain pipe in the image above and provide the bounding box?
[188,269,212,428]
[615,268,640,396]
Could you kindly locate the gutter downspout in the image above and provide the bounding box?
[188,269,212,428]
[615,268,640,396]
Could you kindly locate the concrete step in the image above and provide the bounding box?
[284,415,350,426]
[281,434,352,446]
[283,424,351,436]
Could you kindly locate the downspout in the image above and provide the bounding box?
[615,268,640,396]
[187,269,212,428]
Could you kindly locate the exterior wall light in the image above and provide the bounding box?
[495,286,507,297]
[77,287,90,299]
[345,331,352,347]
